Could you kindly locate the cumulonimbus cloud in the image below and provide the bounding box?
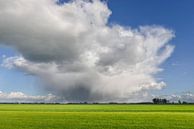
[0,0,175,102]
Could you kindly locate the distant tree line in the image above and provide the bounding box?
[178,100,188,104]
[152,98,169,104]
[152,98,190,104]
[0,99,192,105]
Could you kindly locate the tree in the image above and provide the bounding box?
[152,98,159,104]
[162,99,167,104]
[152,98,168,104]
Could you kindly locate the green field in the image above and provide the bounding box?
[0,104,194,129]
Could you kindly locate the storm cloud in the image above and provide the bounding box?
[0,0,175,102]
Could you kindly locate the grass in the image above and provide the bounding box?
[0,104,194,129]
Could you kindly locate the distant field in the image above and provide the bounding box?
[0,104,194,129]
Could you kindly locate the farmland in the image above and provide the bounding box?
[0,104,194,129]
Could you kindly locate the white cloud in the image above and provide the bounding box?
[158,92,194,103]
[0,91,58,103]
[0,0,175,102]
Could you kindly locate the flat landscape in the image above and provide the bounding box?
[0,104,194,129]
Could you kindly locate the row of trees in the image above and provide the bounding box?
[152,98,169,104]
[152,98,189,104]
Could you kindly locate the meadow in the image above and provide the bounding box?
[0,104,194,129]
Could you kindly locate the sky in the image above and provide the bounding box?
[108,0,194,93]
[0,0,194,103]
